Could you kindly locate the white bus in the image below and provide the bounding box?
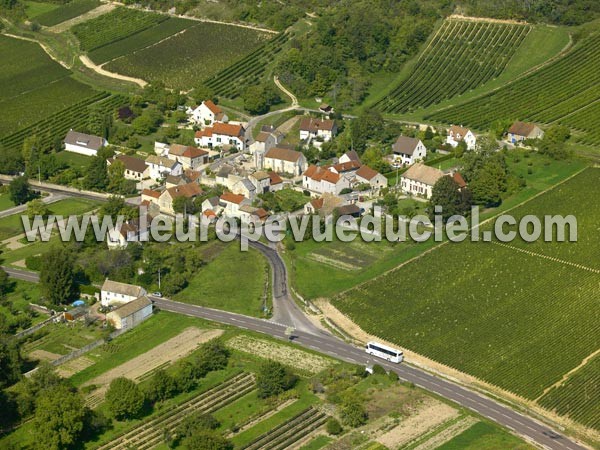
[365,341,403,363]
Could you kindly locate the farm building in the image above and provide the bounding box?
[263,147,307,176]
[354,165,388,193]
[249,129,283,155]
[195,123,245,151]
[446,125,477,150]
[64,130,107,156]
[392,136,427,166]
[145,155,183,180]
[107,296,153,330]
[167,144,209,170]
[190,100,228,125]
[507,121,544,143]
[101,280,147,307]
[400,163,444,199]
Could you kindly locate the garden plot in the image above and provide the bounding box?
[306,241,389,271]
[375,397,459,448]
[83,327,222,402]
[226,335,333,374]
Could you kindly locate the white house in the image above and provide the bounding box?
[263,147,307,176]
[101,280,146,307]
[158,183,203,215]
[507,121,544,143]
[145,155,183,180]
[249,129,283,155]
[106,219,148,249]
[400,163,444,199]
[107,154,149,181]
[299,118,337,142]
[392,136,427,166]
[106,296,153,330]
[447,125,476,150]
[220,192,251,218]
[64,130,107,156]
[249,171,271,194]
[269,171,284,191]
[190,100,228,125]
[338,150,361,165]
[354,165,388,193]
[167,144,209,170]
[302,165,352,195]
[232,178,257,200]
[195,123,245,151]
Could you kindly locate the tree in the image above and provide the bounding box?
[145,369,176,403]
[39,246,76,306]
[0,335,22,388]
[0,267,13,300]
[26,198,50,219]
[177,412,220,439]
[537,125,572,160]
[107,159,126,193]
[183,430,233,450]
[84,156,109,191]
[32,384,85,450]
[469,158,507,207]
[9,176,34,205]
[193,84,215,105]
[428,176,471,222]
[256,360,298,398]
[105,377,145,420]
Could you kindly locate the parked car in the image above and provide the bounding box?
[152,292,162,298]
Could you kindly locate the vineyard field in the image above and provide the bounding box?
[333,170,600,402]
[538,354,600,431]
[34,0,100,27]
[373,19,530,114]
[88,17,194,64]
[0,35,70,102]
[72,7,168,51]
[204,31,290,98]
[105,22,272,90]
[427,31,600,145]
[0,93,127,152]
[558,100,600,146]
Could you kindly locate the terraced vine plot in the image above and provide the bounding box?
[0,93,127,153]
[240,407,327,450]
[427,31,600,142]
[105,22,272,90]
[374,19,530,114]
[72,7,168,51]
[88,17,194,64]
[204,31,290,98]
[538,354,600,431]
[97,372,255,450]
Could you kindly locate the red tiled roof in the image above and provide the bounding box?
[508,121,538,137]
[310,198,324,209]
[166,183,202,199]
[213,122,244,137]
[141,189,161,199]
[195,129,212,138]
[203,100,222,115]
[355,165,379,181]
[268,171,283,185]
[220,192,246,204]
[321,170,340,184]
[332,160,361,173]
[299,118,336,132]
[265,147,304,163]
[453,172,467,188]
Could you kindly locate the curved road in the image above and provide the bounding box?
[1,262,588,450]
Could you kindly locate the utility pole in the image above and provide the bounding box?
[158,268,161,289]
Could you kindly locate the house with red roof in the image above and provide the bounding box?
[446,125,477,150]
[302,165,352,195]
[263,147,307,176]
[219,192,251,218]
[167,143,209,170]
[190,100,228,125]
[195,122,245,151]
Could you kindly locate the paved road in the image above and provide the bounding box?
[0,192,66,219]
[1,264,588,450]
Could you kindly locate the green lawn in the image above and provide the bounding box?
[23,320,106,358]
[24,1,59,18]
[298,435,333,450]
[437,421,534,450]
[0,194,15,212]
[55,150,92,170]
[0,197,99,241]
[0,280,46,331]
[175,244,269,317]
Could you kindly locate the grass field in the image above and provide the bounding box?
[88,17,194,64]
[428,30,600,145]
[105,22,271,90]
[23,321,105,358]
[34,0,100,27]
[332,168,599,402]
[54,149,92,169]
[373,19,531,114]
[24,1,59,18]
[175,243,268,317]
[437,421,533,450]
[0,198,99,241]
[0,281,46,331]
[0,194,16,212]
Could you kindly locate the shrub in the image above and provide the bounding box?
[105,377,145,420]
[256,360,298,398]
[25,255,42,271]
[326,418,343,435]
[371,364,387,376]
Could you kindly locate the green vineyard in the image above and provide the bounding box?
[35,0,100,27]
[333,168,600,403]
[373,19,530,114]
[0,93,128,153]
[538,355,600,431]
[72,7,168,51]
[204,31,290,98]
[427,31,600,145]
